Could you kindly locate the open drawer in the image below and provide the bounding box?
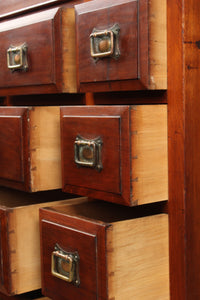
[0,186,85,296]
[0,7,76,95]
[40,199,169,299]
[0,106,61,192]
[0,0,67,18]
[75,0,167,92]
[60,105,168,206]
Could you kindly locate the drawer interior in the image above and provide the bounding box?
[47,199,167,223]
[0,187,77,208]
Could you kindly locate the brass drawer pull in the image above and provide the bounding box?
[51,244,80,286]
[90,23,120,61]
[7,43,28,72]
[74,135,103,171]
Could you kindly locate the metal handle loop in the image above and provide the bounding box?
[7,43,28,72]
[90,23,120,61]
[51,244,80,286]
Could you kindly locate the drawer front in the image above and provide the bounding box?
[0,8,62,94]
[75,0,148,91]
[62,116,121,193]
[0,107,29,191]
[0,0,64,17]
[40,215,107,300]
[61,106,131,205]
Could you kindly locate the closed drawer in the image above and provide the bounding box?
[60,105,168,206]
[0,106,61,192]
[0,0,65,17]
[40,199,169,300]
[0,187,85,296]
[0,7,76,95]
[75,0,167,92]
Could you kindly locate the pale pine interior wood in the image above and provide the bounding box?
[149,0,167,89]
[107,214,169,300]
[131,105,168,205]
[7,196,86,295]
[29,106,61,192]
[62,8,77,93]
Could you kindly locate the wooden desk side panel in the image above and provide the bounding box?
[168,0,200,299]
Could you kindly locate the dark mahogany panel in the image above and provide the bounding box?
[40,208,107,300]
[75,0,148,92]
[60,106,131,206]
[0,209,11,296]
[0,8,62,94]
[0,0,67,18]
[168,0,200,299]
[62,116,121,193]
[0,107,29,191]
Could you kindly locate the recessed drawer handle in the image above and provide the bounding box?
[90,23,120,61]
[51,244,80,286]
[7,43,28,72]
[74,135,103,171]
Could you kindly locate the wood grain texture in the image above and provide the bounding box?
[167,0,185,299]
[131,105,168,205]
[149,0,167,89]
[184,1,200,297]
[61,8,77,92]
[107,214,169,300]
[29,106,61,192]
[168,0,200,299]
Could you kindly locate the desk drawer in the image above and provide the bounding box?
[75,0,167,92]
[0,0,64,17]
[0,187,85,296]
[0,7,76,95]
[60,105,168,206]
[40,199,169,300]
[0,106,61,192]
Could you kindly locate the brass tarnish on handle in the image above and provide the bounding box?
[74,135,103,171]
[90,23,120,61]
[7,43,28,72]
[51,244,80,286]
